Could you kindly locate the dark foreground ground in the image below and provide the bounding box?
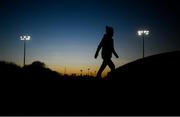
[0,51,180,115]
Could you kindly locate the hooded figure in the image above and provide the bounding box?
[95,26,119,78]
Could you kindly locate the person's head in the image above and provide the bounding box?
[106,26,114,37]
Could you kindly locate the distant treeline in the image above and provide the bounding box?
[0,61,96,81]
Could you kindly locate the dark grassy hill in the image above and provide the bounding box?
[106,51,180,82]
[99,51,180,115]
[1,52,180,116]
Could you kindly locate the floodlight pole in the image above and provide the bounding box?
[80,69,83,76]
[23,40,26,67]
[88,68,90,76]
[143,35,145,59]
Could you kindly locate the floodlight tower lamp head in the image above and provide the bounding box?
[144,30,149,35]
[20,35,31,41]
[20,36,24,40]
[138,30,149,36]
[26,36,31,40]
[138,30,143,36]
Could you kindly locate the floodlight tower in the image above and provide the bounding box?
[87,68,90,76]
[137,30,149,58]
[20,35,31,66]
[80,69,83,76]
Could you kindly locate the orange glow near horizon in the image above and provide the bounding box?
[49,64,110,77]
[47,58,127,77]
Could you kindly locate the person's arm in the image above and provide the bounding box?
[112,40,119,58]
[113,49,119,58]
[94,39,103,59]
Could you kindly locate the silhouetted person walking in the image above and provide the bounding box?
[95,26,119,78]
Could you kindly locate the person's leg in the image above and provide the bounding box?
[96,60,107,78]
[107,59,115,71]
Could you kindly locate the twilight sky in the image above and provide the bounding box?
[0,0,180,75]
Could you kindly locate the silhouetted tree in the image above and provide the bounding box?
[30,61,46,68]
